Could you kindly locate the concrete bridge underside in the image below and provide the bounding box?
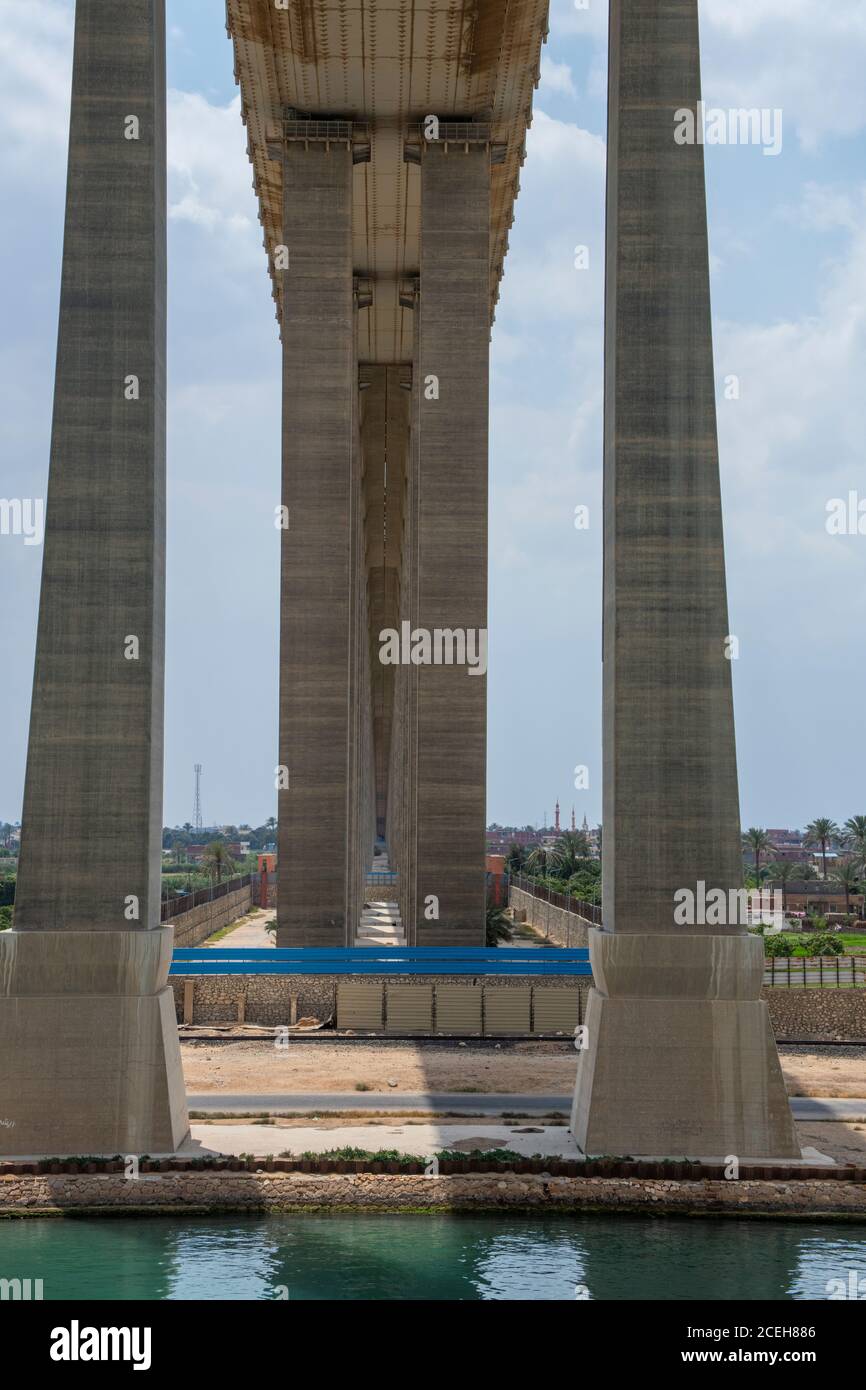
[1,0,800,1162]
[225,0,550,944]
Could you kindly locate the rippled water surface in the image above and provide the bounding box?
[2,1215,865,1300]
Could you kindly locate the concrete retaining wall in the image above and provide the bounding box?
[509,886,594,947]
[766,988,866,1041]
[166,884,253,949]
[170,969,866,1039]
[171,973,589,1031]
[2,1171,865,1218]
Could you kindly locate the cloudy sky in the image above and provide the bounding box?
[1,0,865,833]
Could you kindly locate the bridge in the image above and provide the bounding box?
[0,0,804,1163]
[224,0,549,945]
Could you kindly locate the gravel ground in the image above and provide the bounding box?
[180,1038,866,1098]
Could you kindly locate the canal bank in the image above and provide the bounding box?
[2,1170,866,1221]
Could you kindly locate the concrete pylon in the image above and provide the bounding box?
[408,141,490,945]
[0,0,188,1154]
[572,0,799,1158]
[277,136,357,946]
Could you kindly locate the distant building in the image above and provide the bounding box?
[769,881,864,916]
[753,829,805,863]
[485,827,543,853]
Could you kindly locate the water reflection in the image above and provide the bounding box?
[1,1215,864,1300]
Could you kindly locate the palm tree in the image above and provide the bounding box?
[743,828,772,878]
[526,843,555,877]
[833,859,862,916]
[552,830,591,878]
[803,818,840,880]
[843,815,866,870]
[485,905,513,947]
[202,840,236,884]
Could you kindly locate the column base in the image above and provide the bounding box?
[572,931,801,1159]
[0,929,189,1156]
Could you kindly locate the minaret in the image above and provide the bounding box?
[572,0,798,1158]
[555,801,561,834]
[571,807,576,832]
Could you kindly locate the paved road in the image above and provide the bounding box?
[187,1092,866,1120]
[204,908,272,948]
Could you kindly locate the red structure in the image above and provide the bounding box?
[485,854,507,907]
[258,852,276,909]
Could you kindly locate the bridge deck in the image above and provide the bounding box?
[226,0,549,359]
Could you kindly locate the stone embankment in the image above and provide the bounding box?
[2,1171,864,1219]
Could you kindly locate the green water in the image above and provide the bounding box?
[1,1215,864,1300]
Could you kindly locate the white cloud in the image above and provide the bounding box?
[548,0,607,41]
[0,0,72,169]
[539,57,577,99]
[549,0,866,150]
[701,0,866,149]
[501,111,605,323]
[167,92,260,262]
[715,186,866,633]
[0,3,259,263]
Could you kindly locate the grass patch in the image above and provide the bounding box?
[280,1147,421,1166]
[275,1146,535,1166]
[204,919,249,944]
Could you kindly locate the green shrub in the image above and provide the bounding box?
[807,933,845,958]
[764,933,796,957]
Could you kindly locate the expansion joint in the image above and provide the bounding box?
[268,109,372,163]
[403,120,506,164]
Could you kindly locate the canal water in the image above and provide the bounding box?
[2,1214,865,1300]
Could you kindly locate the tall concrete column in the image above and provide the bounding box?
[362,365,408,854]
[277,138,356,946]
[572,0,798,1157]
[408,143,489,945]
[0,0,187,1154]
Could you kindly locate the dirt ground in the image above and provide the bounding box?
[181,1038,866,1099]
[184,1114,866,1165]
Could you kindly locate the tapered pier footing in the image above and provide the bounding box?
[0,928,188,1156]
[572,930,801,1159]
